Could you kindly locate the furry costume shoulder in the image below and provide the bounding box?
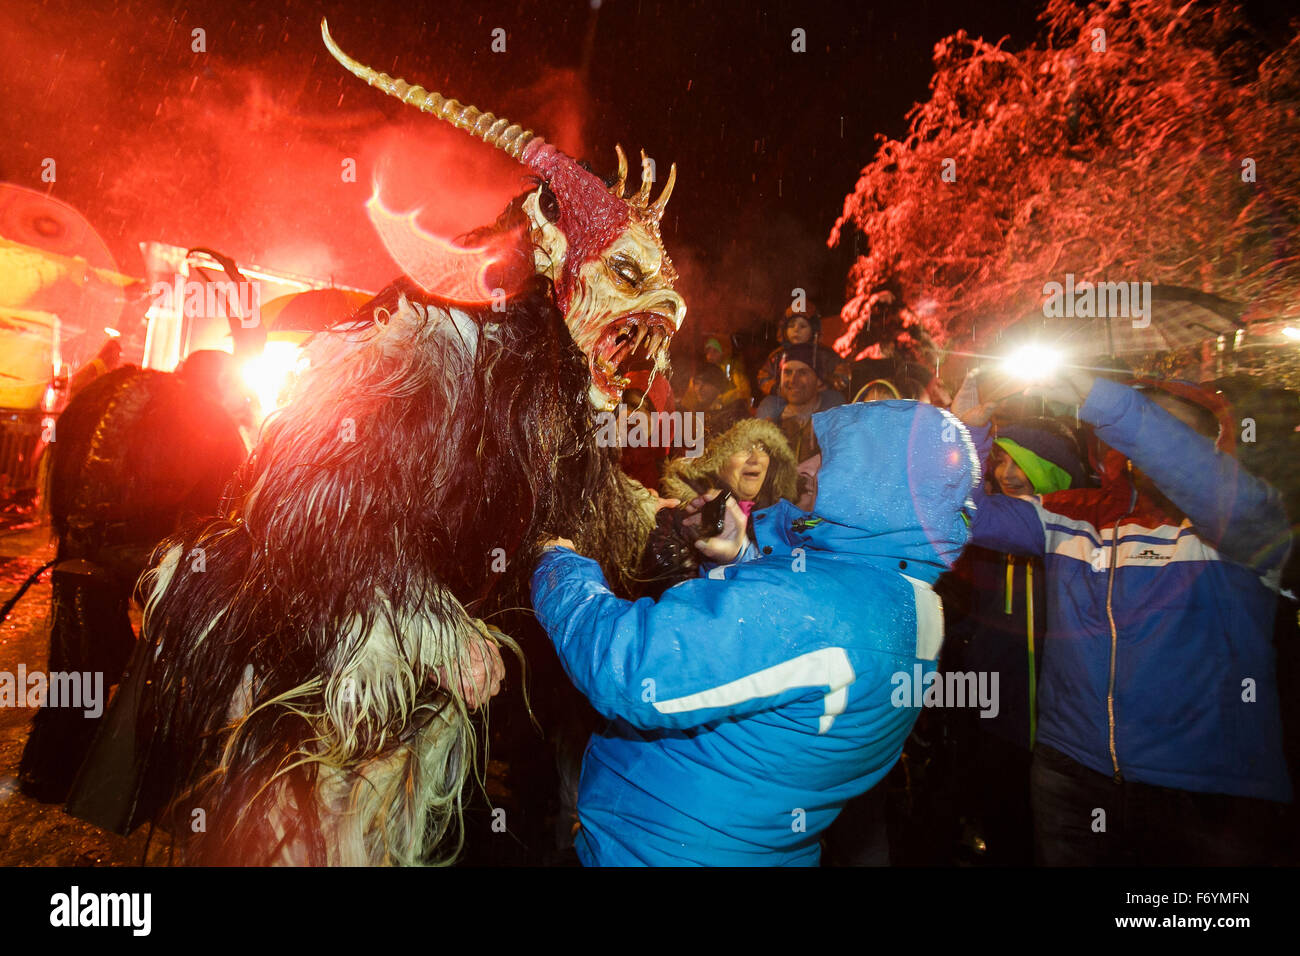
[125,278,622,865]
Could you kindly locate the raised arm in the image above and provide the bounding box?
[1079,376,1288,572]
[531,547,855,732]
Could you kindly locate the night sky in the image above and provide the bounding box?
[2,0,1291,354]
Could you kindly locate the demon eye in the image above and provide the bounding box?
[539,187,560,223]
[609,255,641,287]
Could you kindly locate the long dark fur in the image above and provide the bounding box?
[133,276,631,864]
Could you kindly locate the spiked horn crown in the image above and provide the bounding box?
[321,19,676,303]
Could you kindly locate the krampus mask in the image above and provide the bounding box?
[322,20,686,409]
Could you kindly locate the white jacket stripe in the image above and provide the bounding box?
[653,647,855,734]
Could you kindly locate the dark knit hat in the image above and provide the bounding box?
[780,342,836,384]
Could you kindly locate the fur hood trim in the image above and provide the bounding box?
[660,417,798,507]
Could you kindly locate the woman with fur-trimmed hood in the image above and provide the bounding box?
[661,417,798,511]
[637,418,799,598]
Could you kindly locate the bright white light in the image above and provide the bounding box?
[1282,326,1300,340]
[241,341,306,415]
[103,327,121,338]
[1000,344,1062,381]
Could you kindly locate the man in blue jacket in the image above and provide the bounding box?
[530,401,980,866]
[965,369,1292,864]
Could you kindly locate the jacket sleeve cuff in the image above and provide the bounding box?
[697,539,759,578]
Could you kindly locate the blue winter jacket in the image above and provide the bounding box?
[968,378,1292,802]
[531,401,981,865]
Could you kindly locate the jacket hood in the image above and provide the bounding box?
[803,401,980,580]
[996,437,1074,495]
[661,417,798,507]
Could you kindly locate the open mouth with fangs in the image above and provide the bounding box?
[591,312,675,401]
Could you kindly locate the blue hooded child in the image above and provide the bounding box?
[531,401,981,865]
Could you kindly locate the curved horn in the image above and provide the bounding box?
[635,150,654,207]
[611,144,629,198]
[321,19,539,160]
[650,162,676,221]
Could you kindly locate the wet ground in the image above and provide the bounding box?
[0,518,167,866]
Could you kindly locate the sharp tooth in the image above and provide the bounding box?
[631,323,648,357]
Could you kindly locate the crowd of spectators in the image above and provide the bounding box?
[632,298,1300,866]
